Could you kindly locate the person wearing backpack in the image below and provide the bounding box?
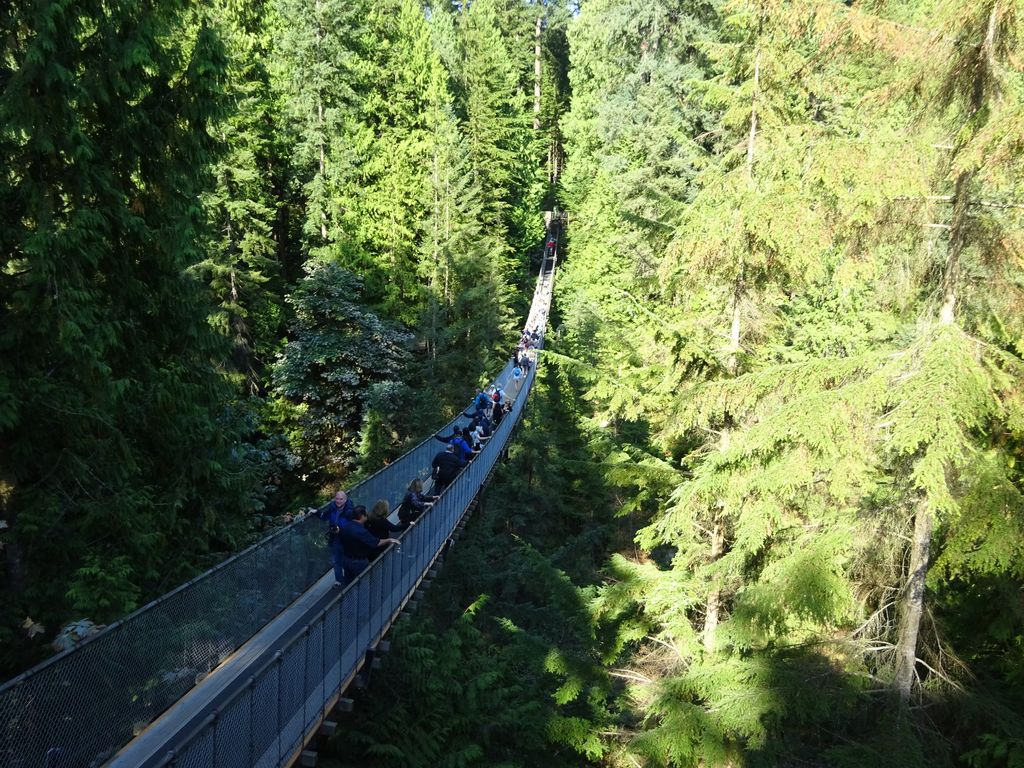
[399,478,437,523]
[473,387,491,414]
[435,426,473,461]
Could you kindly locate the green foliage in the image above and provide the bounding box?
[0,0,255,671]
[67,555,141,620]
[273,0,371,261]
[197,0,286,386]
[272,260,411,481]
[557,0,1024,764]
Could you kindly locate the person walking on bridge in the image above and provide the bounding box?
[435,426,473,461]
[431,443,467,493]
[473,387,491,415]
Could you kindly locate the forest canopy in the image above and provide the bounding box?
[2,0,1024,767]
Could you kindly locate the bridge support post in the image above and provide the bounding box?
[336,698,355,713]
[318,721,337,737]
[353,647,376,689]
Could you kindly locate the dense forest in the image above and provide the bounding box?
[0,0,565,671]
[2,0,1024,766]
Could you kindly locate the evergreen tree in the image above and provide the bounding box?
[198,0,286,388]
[0,0,251,669]
[272,260,411,481]
[556,0,1024,763]
[274,0,370,262]
[418,46,516,396]
[457,0,532,238]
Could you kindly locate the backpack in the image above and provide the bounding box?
[397,492,419,523]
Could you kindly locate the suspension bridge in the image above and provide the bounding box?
[0,233,559,768]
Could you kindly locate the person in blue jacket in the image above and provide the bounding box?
[338,507,401,583]
[473,387,491,414]
[435,427,473,461]
[317,491,354,585]
[317,490,354,523]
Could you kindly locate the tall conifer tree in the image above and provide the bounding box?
[0,0,249,666]
[274,0,370,262]
[199,0,285,388]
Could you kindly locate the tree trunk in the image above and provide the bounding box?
[3,539,24,596]
[726,268,743,377]
[939,4,998,323]
[746,49,760,182]
[702,427,732,652]
[939,169,973,324]
[1,478,23,595]
[442,165,451,305]
[894,499,933,700]
[703,520,726,653]
[430,147,441,369]
[316,0,327,241]
[533,14,542,132]
[703,49,759,654]
[318,98,327,241]
[895,8,998,697]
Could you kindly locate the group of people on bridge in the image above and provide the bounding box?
[312,228,555,591]
[314,382,514,588]
[512,327,541,377]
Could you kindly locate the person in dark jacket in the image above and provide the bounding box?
[399,478,437,524]
[366,500,408,559]
[339,507,400,582]
[495,396,512,426]
[435,427,473,461]
[431,444,467,493]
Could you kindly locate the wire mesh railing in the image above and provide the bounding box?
[0,243,557,768]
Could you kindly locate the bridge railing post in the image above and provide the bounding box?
[246,677,256,766]
[274,650,284,764]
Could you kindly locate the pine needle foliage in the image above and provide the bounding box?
[272,261,411,482]
[0,0,259,670]
[557,0,1024,763]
